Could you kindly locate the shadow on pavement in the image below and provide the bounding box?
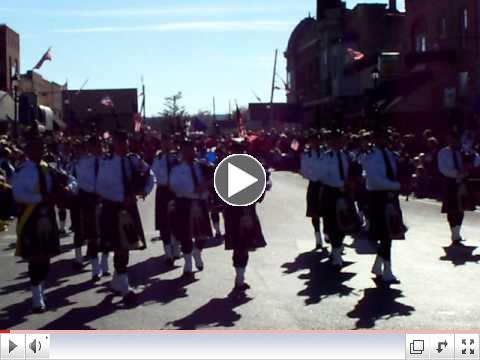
[40,294,118,330]
[282,251,356,306]
[440,245,480,266]
[347,232,377,255]
[137,275,198,307]
[347,283,415,329]
[167,291,252,330]
[128,255,181,287]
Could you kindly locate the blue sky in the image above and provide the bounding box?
[1,0,405,115]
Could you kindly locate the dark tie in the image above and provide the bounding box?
[337,151,345,181]
[190,163,199,188]
[94,157,99,178]
[121,157,131,196]
[381,148,396,181]
[165,154,171,176]
[452,150,461,171]
[36,164,48,198]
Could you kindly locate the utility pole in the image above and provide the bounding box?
[269,49,278,128]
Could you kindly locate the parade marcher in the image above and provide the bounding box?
[152,136,180,267]
[96,130,155,305]
[224,142,269,290]
[363,128,404,284]
[169,141,213,276]
[12,135,78,312]
[69,140,87,270]
[438,131,480,244]
[318,131,351,268]
[300,134,325,249]
[73,136,110,281]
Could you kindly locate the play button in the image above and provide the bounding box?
[214,154,266,206]
[9,340,17,353]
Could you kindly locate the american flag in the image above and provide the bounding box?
[133,112,143,133]
[101,96,114,108]
[34,47,53,70]
[346,48,365,62]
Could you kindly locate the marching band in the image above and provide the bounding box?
[1,123,479,314]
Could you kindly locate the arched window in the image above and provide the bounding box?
[412,19,428,53]
[438,17,447,39]
[462,8,469,32]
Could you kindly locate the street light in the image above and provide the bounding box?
[11,73,20,139]
[370,68,381,128]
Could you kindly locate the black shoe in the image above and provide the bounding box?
[123,291,138,307]
[102,271,111,277]
[234,283,251,292]
[164,258,174,267]
[182,271,194,278]
[92,275,101,283]
[72,262,84,271]
[32,305,46,314]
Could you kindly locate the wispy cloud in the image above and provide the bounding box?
[0,4,306,18]
[53,20,295,34]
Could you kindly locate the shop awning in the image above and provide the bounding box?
[0,91,14,122]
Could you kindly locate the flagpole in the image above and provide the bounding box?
[269,49,278,128]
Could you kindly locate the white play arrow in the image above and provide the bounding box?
[228,163,258,198]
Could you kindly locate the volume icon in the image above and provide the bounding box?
[29,339,41,354]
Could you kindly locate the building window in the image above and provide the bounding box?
[439,17,447,39]
[462,8,468,31]
[416,34,427,52]
[459,72,469,97]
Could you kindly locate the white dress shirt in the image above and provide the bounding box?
[72,154,99,193]
[169,161,208,200]
[437,147,480,179]
[96,154,155,203]
[11,159,78,204]
[300,150,323,182]
[318,150,349,188]
[363,147,401,191]
[152,153,177,186]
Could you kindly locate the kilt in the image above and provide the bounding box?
[224,205,266,251]
[155,185,175,235]
[79,190,99,241]
[173,198,213,241]
[16,204,60,260]
[306,181,324,217]
[367,191,402,241]
[441,178,476,213]
[99,199,146,252]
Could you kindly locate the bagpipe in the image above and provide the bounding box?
[49,165,77,209]
[125,154,151,196]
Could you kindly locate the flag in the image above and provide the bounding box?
[133,112,143,133]
[290,139,300,151]
[346,48,365,62]
[101,96,114,108]
[235,105,247,138]
[34,47,53,70]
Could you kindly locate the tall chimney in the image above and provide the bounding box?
[389,0,397,12]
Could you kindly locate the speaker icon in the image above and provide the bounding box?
[29,338,42,354]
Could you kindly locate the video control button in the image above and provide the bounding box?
[406,334,429,360]
[25,334,50,359]
[1,334,26,359]
[214,154,266,207]
[456,334,480,360]
[430,334,454,359]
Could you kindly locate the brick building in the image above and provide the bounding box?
[392,0,480,132]
[63,89,138,134]
[285,0,405,128]
[0,25,20,93]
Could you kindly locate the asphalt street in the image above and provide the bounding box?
[1,172,479,330]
